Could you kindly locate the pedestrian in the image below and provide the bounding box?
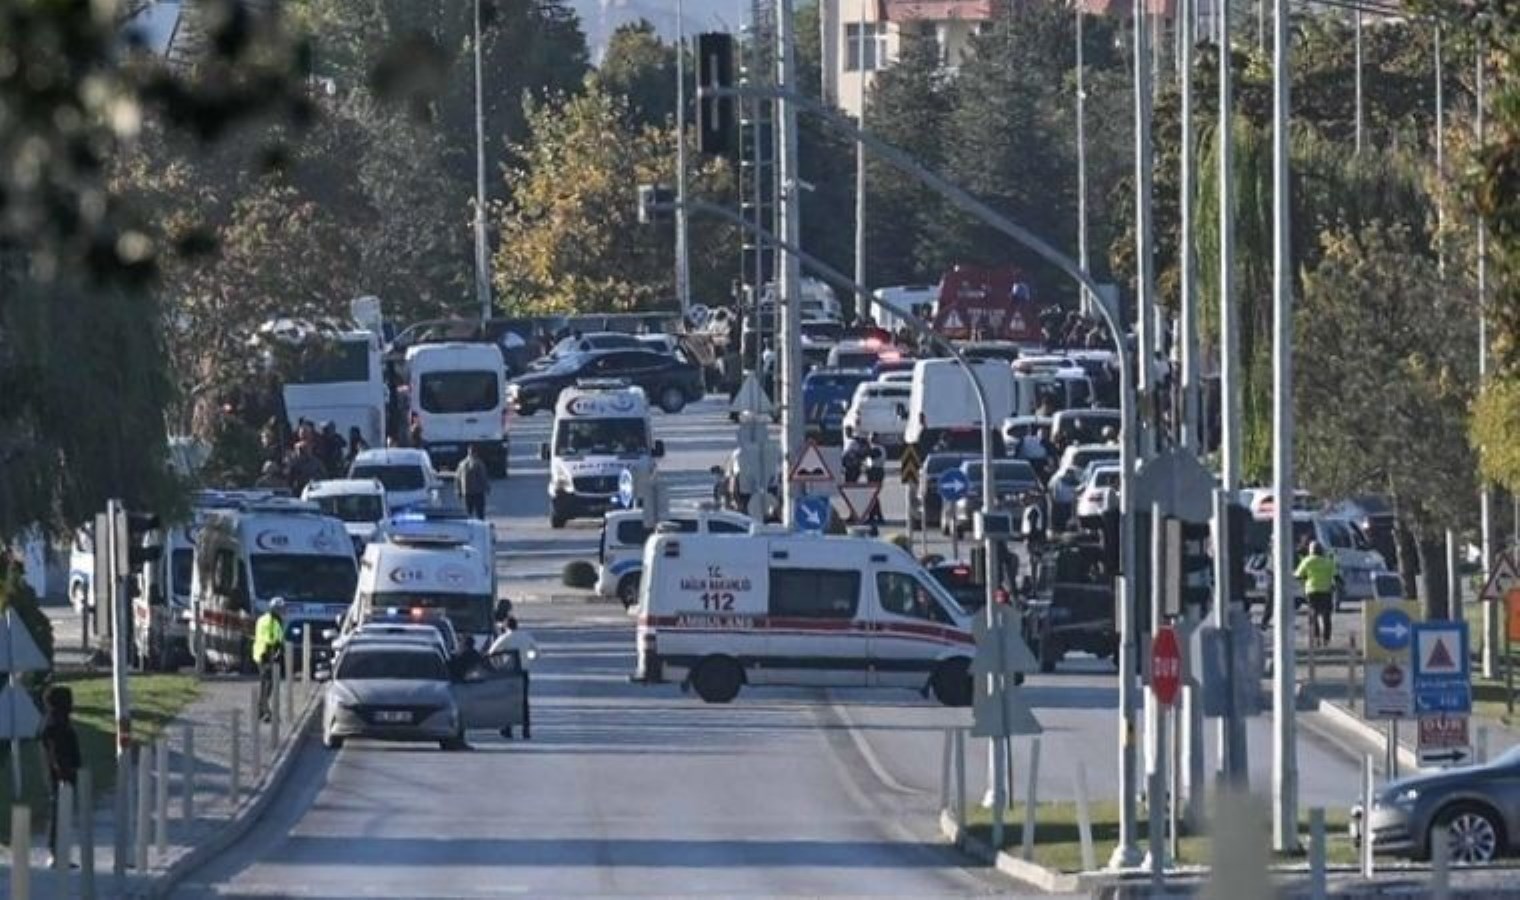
[1295,540,1338,647]
[317,421,345,473]
[345,426,369,468]
[285,440,324,495]
[487,615,538,740]
[456,443,490,520]
[41,685,81,868]
[841,431,869,483]
[450,634,485,682]
[408,419,425,449]
[863,434,886,525]
[253,597,286,723]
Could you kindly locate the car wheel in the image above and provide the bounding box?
[1038,634,1061,673]
[691,656,743,703]
[550,514,566,529]
[1432,802,1505,864]
[659,386,687,414]
[930,658,973,707]
[322,726,344,750]
[617,573,642,609]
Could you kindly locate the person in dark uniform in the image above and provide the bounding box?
[41,685,81,868]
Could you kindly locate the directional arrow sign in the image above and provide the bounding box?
[1363,600,1423,665]
[793,494,831,534]
[938,468,970,503]
[1373,607,1413,652]
[898,444,921,486]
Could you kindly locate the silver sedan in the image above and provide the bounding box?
[1352,746,1520,863]
[322,643,466,750]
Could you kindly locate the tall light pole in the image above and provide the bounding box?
[1269,0,1299,852]
[1179,0,1199,452]
[1076,6,1091,315]
[1353,7,1363,157]
[473,0,493,321]
[854,0,868,311]
[675,0,692,319]
[1477,45,1497,678]
[1435,24,1445,274]
[776,0,804,526]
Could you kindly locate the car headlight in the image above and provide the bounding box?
[552,468,573,492]
[1391,787,1420,805]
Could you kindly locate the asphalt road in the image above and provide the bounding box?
[173,396,1377,897]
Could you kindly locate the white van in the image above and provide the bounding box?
[406,342,509,475]
[374,507,498,604]
[904,358,1015,452]
[634,532,976,706]
[541,381,664,528]
[1014,369,1094,415]
[348,447,441,512]
[190,499,358,672]
[301,478,388,555]
[350,535,496,649]
[596,508,753,608]
[842,380,911,448]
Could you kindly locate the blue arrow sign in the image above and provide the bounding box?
[617,469,637,509]
[794,494,831,534]
[938,468,970,503]
[1373,607,1413,653]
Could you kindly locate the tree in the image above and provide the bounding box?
[600,20,678,127]
[1296,222,1478,612]
[493,82,737,314]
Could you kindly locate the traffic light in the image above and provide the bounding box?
[696,33,736,156]
[1223,500,1250,606]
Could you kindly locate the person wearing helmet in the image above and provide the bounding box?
[253,597,287,722]
[1294,541,1338,648]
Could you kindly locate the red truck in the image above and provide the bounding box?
[931,264,1043,344]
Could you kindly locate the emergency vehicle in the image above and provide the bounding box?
[190,498,358,672]
[132,511,205,670]
[350,533,496,649]
[541,380,664,528]
[373,507,498,604]
[596,508,753,608]
[633,532,976,706]
[301,478,388,556]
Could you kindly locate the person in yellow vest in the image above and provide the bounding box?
[1294,542,1338,649]
[253,597,286,723]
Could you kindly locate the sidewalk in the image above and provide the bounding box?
[2,669,321,898]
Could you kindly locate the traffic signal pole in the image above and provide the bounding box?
[775,0,804,528]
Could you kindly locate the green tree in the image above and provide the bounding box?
[600,20,678,127]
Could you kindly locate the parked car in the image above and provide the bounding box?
[913,452,978,531]
[506,349,705,415]
[1073,463,1122,528]
[948,459,1044,537]
[1352,745,1520,863]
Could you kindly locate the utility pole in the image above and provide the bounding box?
[472,0,493,321]
[1270,0,1298,852]
[675,0,692,319]
[1435,24,1445,274]
[1212,0,1247,787]
[1179,0,1199,452]
[1077,8,1091,316]
[1477,46,1497,678]
[1134,2,1157,461]
[776,0,804,526]
[1353,7,1363,157]
[854,0,867,311]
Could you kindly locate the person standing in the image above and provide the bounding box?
[1295,541,1338,648]
[253,598,286,723]
[41,685,81,868]
[456,444,490,520]
[488,615,539,740]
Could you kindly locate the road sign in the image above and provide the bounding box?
[937,468,969,503]
[793,494,831,533]
[837,483,881,522]
[1417,713,1471,768]
[617,469,636,509]
[0,610,49,673]
[898,444,921,485]
[728,373,774,418]
[1364,661,1414,719]
[1150,626,1182,706]
[1412,621,1471,714]
[789,441,834,484]
[971,608,1041,739]
[1479,549,1520,602]
[0,685,41,740]
[1363,600,1423,664]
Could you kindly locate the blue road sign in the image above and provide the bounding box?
[794,494,831,534]
[617,469,636,509]
[938,468,970,503]
[1412,621,1471,714]
[1372,607,1414,653]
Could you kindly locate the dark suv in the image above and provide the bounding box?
[507,349,705,415]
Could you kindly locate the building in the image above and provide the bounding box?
[819,0,1178,119]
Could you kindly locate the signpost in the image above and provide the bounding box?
[1150,626,1182,707]
[1417,713,1471,767]
[788,440,834,484]
[899,444,921,545]
[1478,548,1519,602]
[0,609,48,794]
[1363,601,1421,719]
[1411,621,1471,715]
[837,482,881,526]
[793,494,831,534]
[938,468,970,559]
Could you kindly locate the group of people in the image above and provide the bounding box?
[1038,307,1112,352]
[255,417,370,495]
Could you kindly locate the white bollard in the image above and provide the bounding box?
[154,738,169,859]
[229,709,242,804]
[134,745,150,872]
[1432,818,1450,899]
[1074,760,1095,872]
[283,642,295,723]
[1021,738,1041,862]
[250,686,263,777]
[54,781,75,875]
[1308,806,1326,900]
[939,729,952,814]
[302,629,314,693]
[11,804,30,900]
[113,753,129,882]
[182,723,195,824]
[271,661,283,750]
[79,768,96,900]
[1360,755,1375,878]
[953,730,967,832]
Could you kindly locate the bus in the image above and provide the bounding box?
[277,326,387,448]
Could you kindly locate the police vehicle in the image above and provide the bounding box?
[540,380,664,528]
[596,508,753,608]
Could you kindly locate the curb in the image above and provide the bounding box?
[1312,697,1422,773]
[133,691,323,899]
[938,808,1086,894]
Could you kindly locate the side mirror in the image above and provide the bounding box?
[653,440,666,458]
[313,667,332,682]
[539,442,550,461]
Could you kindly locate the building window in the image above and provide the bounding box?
[845,22,886,72]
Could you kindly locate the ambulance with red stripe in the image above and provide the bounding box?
[633,532,976,706]
[190,499,358,673]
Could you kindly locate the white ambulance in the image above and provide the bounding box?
[190,499,358,672]
[633,532,976,705]
[349,534,496,649]
[540,380,664,528]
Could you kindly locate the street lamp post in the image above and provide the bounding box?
[776,0,804,528]
[473,0,493,321]
[854,0,868,308]
[675,0,692,319]
[1077,8,1091,316]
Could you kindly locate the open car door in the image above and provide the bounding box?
[454,658,526,731]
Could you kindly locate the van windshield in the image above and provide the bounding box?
[366,591,492,635]
[251,554,357,604]
[419,371,499,414]
[314,494,385,524]
[351,464,426,493]
[555,419,648,456]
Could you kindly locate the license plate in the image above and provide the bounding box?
[375,710,410,723]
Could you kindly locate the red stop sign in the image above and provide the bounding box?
[1150,626,1182,706]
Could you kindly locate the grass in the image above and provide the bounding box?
[961,801,1363,873]
[0,673,200,845]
